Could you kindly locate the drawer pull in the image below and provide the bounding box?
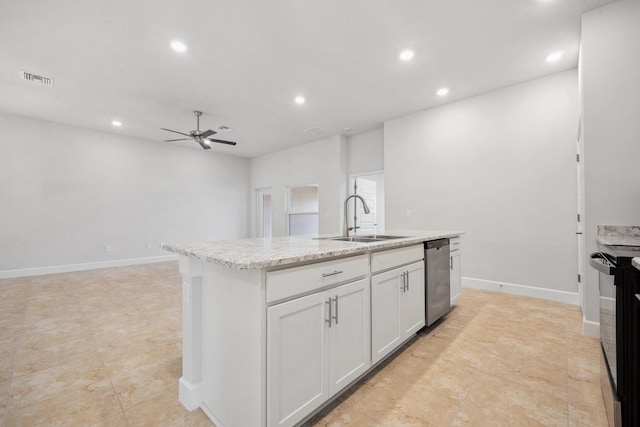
[322,270,343,278]
[325,299,332,327]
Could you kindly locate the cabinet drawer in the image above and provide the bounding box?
[371,245,423,274]
[450,237,461,253]
[266,254,369,303]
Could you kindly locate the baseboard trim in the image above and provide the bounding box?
[0,255,179,279]
[462,276,579,306]
[179,376,203,412]
[582,318,600,339]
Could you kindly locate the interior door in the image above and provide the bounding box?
[256,188,272,238]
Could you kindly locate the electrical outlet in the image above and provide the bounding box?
[105,245,112,253]
[146,243,152,249]
[406,210,412,217]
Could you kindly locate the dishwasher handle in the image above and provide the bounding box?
[589,252,616,275]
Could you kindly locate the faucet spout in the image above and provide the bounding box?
[343,194,371,237]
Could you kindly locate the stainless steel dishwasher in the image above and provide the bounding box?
[425,239,451,326]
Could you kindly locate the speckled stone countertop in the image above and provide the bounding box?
[596,225,640,257]
[162,230,463,270]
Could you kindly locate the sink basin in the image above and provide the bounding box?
[358,235,408,240]
[328,236,384,242]
[316,235,410,243]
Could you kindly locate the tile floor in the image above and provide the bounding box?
[0,262,606,426]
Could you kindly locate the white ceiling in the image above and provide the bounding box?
[0,0,615,158]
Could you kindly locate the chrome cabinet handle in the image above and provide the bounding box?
[406,271,409,291]
[325,298,332,327]
[322,270,343,278]
[401,272,407,292]
[332,295,339,324]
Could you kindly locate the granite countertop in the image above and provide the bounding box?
[596,225,640,257]
[162,230,463,270]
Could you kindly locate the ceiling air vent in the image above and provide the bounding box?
[21,71,54,87]
[304,126,327,136]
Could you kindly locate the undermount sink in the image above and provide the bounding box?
[317,235,410,243]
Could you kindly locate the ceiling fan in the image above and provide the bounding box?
[161,110,237,149]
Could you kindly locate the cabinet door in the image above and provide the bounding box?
[328,278,371,396]
[267,292,329,427]
[401,261,426,338]
[450,252,461,304]
[371,268,402,365]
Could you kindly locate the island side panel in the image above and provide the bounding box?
[178,255,204,410]
[200,262,266,427]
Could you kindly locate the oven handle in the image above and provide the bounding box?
[589,252,616,275]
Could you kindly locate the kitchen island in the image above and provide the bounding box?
[162,230,463,427]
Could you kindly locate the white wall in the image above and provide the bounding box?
[582,0,640,322]
[250,135,348,237]
[385,70,579,296]
[0,112,250,274]
[347,128,384,175]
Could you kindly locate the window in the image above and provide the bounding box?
[287,185,319,236]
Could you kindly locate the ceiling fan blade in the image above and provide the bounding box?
[206,138,237,146]
[164,138,190,142]
[161,128,192,137]
[197,140,212,150]
[200,129,217,138]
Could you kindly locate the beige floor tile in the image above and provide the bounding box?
[0,266,608,427]
[5,379,121,427]
[454,372,568,426]
[100,335,180,377]
[9,353,108,410]
[13,333,97,378]
[89,411,129,427]
[124,390,213,427]
[0,380,10,422]
[111,357,181,410]
[568,377,608,427]
[0,339,18,383]
[568,335,601,382]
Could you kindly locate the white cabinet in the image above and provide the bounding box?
[371,260,425,365]
[267,278,370,427]
[450,237,462,304]
[328,279,371,395]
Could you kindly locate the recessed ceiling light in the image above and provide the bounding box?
[399,50,415,61]
[545,51,564,63]
[111,120,122,127]
[436,87,450,97]
[294,96,306,105]
[170,40,187,53]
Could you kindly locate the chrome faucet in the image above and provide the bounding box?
[343,194,371,237]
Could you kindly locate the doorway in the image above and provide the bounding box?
[256,188,272,238]
[347,172,385,234]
